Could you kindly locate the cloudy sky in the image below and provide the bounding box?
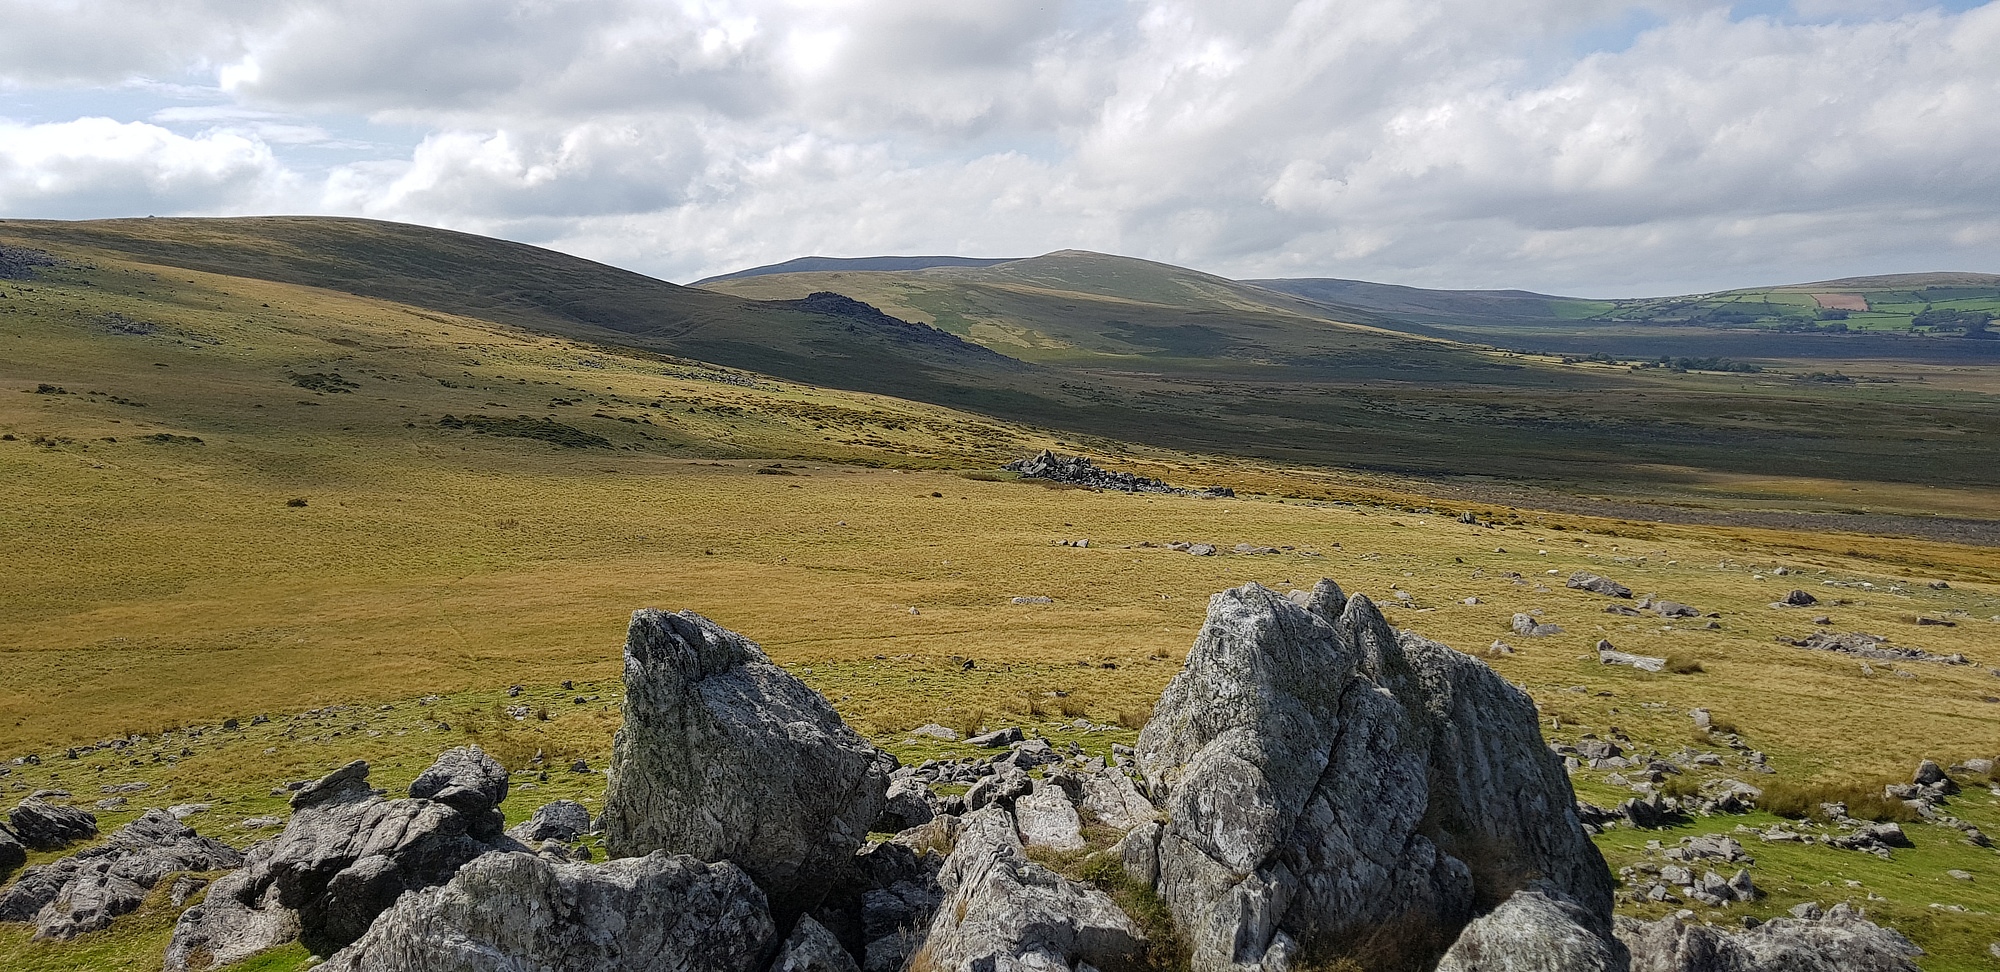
[1,0,1996,295]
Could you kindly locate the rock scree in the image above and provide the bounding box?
[602,608,892,924]
[1135,580,1618,972]
[1005,450,1233,496]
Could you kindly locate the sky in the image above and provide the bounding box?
[0,0,1996,296]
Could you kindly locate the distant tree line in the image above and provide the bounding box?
[1911,307,1993,337]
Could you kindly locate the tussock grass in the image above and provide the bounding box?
[1756,778,1921,823]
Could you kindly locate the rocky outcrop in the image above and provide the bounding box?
[915,807,1147,972]
[1136,580,1615,972]
[1616,904,1922,971]
[1004,450,1232,496]
[7,799,98,851]
[323,850,776,972]
[603,609,891,923]
[1436,884,1626,971]
[774,915,863,972]
[812,836,947,972]
[163,749,519,971]
[0,809,242,940]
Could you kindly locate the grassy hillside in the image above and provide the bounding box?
[2,237,2000,968]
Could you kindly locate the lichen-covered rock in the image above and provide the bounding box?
[1137,581,1615,972]
[163,752,521,971]
[1436,884,1628,972]
[408,746,510,826]
[0,809,242,940]
[1616,904,1921,971]
[874,778,936,834]
[1079,769,1157,831]
[603,609,891,922]
[1013,786,1086,852]
[6,798,98,851]
[323,850,776,972]
[917,807,1146,972]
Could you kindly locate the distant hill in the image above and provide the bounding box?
[1247,277,1606,327]
[692,255,1019,285]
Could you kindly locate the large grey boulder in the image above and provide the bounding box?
[0,809,242,940]
[1436,884,1627,971]
[163,750,519,971]
[7,798,98,851]
[323,850,776,972]
[1079,770,1157,832]
[917,807,1147,972]
[1137,581,1615,972]
[409,746,510,823]
[602,609,891,922]
[1617,904,1922,971]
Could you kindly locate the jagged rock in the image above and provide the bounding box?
[1569,573,1634,598]
[408,746,509,822]
[773,915,862,972]
[1436,883,1628,971]
[163,754,520,971]
[1783,590,1819,607]
[917,807,1146,972]
[874,778,936,833]
[323,850,776,972]
[6,798,97,851]
[0,824,22,874]
[1013,786,1085,851]
[1137,581,1615,972]
[1616,904,1922,971]
[0,809,242,940]
[602,609,891,923]
[964,768,1033,812]
[506,800,593,844]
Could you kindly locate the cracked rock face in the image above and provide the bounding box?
[323,850,776,972]
[602,609,891,924]
[1136,581,1615,972]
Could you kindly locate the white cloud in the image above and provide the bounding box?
[1,0,1996,294]
[0,116,291,218]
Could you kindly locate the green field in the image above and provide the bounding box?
[2,220,1999,970]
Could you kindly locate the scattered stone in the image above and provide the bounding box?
[1009,596,1053,605]
[908,723,959,742]
[602,609,891,924]
[1946,869,1973,881]
[322,850,776,972]
[1691,708,1711,729]
[874,778,936,834]
[1514,612,1565,637]
[1568,572,1633,598]
[1188,543,1217,557]
[1783,589,1819,607]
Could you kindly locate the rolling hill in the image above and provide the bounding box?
[10,218,2000,533]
